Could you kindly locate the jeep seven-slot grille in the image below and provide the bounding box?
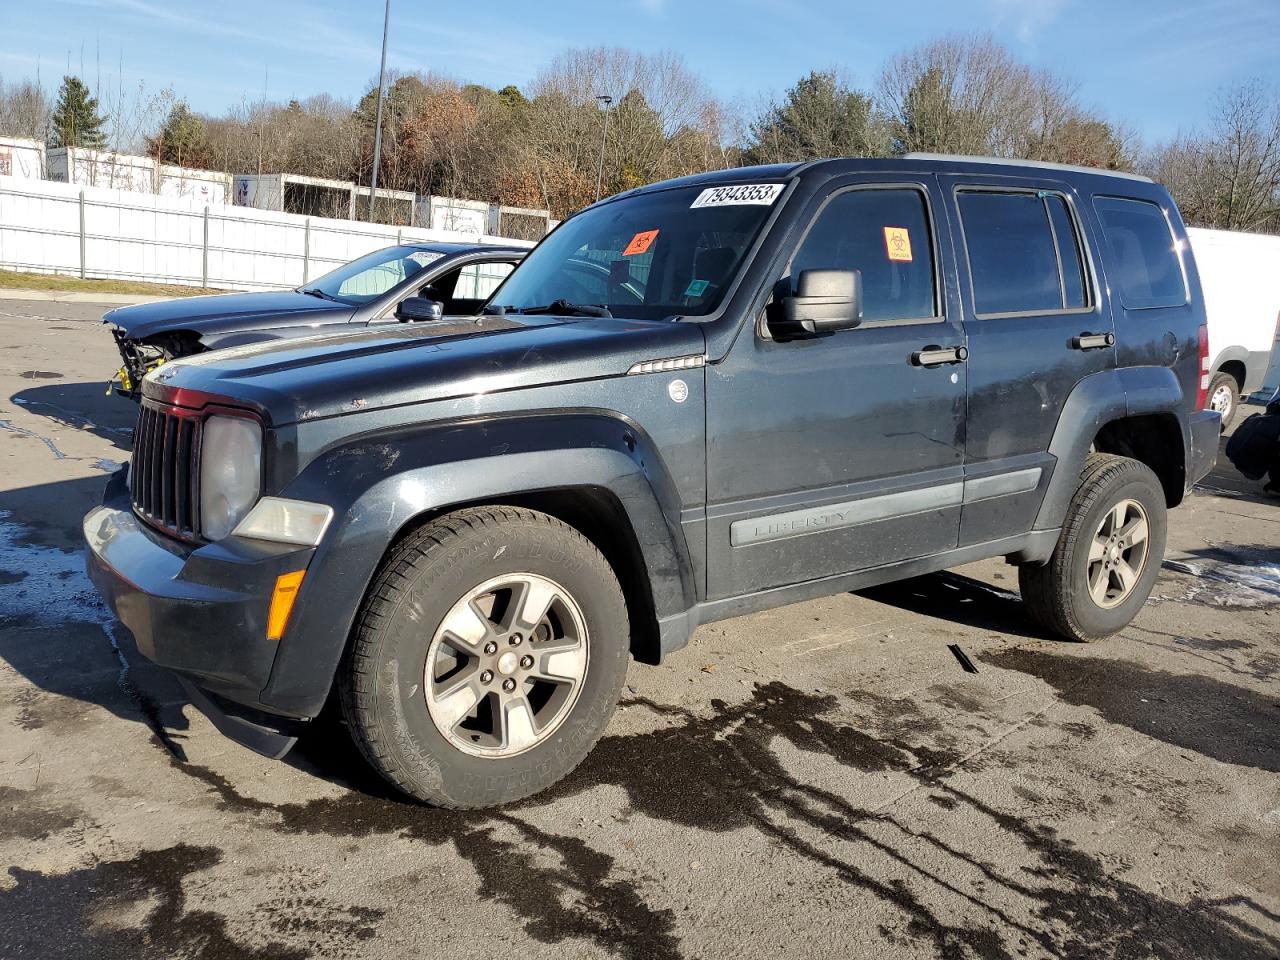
[130,402,200,540]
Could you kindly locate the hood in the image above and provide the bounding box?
[104,290,352,340]
[142,313,707,425]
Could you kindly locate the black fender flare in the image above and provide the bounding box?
[1032,366,1190,534]
[258,411,697,718]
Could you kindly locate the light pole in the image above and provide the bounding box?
[368,0,391,221]
[593,94,612,202]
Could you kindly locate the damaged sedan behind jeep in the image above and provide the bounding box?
[104,241,526,398]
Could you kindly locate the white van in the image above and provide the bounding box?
[1187,227,1280,427]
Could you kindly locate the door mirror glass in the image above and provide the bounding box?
[770,269,862,338]
[396,296,444,322]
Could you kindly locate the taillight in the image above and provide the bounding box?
[1196,323,1210,409]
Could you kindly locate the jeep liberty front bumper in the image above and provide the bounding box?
[83,469,315,758]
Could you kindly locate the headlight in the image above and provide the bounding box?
[199,415,262,541]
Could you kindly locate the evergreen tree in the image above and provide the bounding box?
[748,71,883,164]
[146,101,206,165]
[50,75,106,149]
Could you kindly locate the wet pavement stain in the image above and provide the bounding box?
[0,785,84,842]
[18,370,63,379]
[158,680,1280,960]
[0,844,312,960]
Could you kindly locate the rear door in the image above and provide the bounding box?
[940,175,1114,545]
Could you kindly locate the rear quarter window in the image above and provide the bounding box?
[1093,196,1186,309]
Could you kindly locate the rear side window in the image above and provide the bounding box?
[958,191,1091,316]
[1093,197,1186,309]
[452,261,515,300]
[789,188,936,322]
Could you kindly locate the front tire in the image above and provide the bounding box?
[339,506,630,808]
[1020,454,1167,642]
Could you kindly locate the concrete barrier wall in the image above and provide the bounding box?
[0,175,531,291]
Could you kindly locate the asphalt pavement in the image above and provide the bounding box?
[1,295,1278,959]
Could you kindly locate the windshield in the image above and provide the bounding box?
[300,245,444,305]
[490,183,785,321]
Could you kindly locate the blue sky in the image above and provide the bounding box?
[1,0,1277,144]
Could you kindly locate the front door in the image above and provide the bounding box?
[705,177,967,600]
[939,175,1116,545]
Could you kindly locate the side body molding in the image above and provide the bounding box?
[259,413,698,718]
[1033,366,1190,534]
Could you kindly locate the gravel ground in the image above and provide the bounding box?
[1,296,1278,960]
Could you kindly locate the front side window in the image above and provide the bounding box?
[489,183,784,321]
[1093,196,1186,309]
[786,188,937,322]
[959,191,1091,316]
[303,245,443,305]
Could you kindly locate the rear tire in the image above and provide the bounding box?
[1206,371,1239,431]
[339,506,630,808]
[1020,454,1167,642]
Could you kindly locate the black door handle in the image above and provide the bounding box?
[1071,331,1115,350]
[912,345,968,366]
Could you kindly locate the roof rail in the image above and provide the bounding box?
[902,152,1154,184]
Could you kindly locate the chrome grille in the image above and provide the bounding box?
[130,402,200,540]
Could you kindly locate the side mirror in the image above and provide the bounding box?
[396,296,444,322]
[770,269,862,338]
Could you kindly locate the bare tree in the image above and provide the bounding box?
[1144,80,1280,233]
[877,34,1130,169]
[0,77,53,142]
[525,48,727,215]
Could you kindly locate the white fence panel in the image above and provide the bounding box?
[0,175,531,291]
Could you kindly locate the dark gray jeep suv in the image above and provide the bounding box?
[85,155,1220,808]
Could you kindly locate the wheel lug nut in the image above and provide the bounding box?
[510,633,523,646]
[502,678,516,692]
[483,641,498,655]
[520,655,533,669]
[480,670,494,684]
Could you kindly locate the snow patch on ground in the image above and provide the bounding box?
[0,509,108,625]
[1160,553,1280,608]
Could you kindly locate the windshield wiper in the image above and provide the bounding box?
[300,287,341,303]
[516,299,612,318]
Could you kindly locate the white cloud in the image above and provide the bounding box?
[987,0,1068,42]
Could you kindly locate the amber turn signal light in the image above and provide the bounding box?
[267,570,306,641]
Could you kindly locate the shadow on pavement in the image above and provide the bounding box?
[11,380,136,452]
[857,569,1053,641]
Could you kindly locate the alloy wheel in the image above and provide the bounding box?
[1086,498,1150,609]
[424,573,589,757]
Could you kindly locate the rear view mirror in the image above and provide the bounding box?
[396,297,444,322]
[770,269,863,338]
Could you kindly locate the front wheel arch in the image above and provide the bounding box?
[378,486,663,667]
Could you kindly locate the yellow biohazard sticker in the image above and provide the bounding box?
[883,226,913,262]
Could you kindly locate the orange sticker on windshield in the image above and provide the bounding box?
[623,229,659,256]
[884,226,913,262]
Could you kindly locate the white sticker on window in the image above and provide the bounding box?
[408,251,444,266]
[690,184,784,209]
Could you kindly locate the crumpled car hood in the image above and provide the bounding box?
[104,290,351,340]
